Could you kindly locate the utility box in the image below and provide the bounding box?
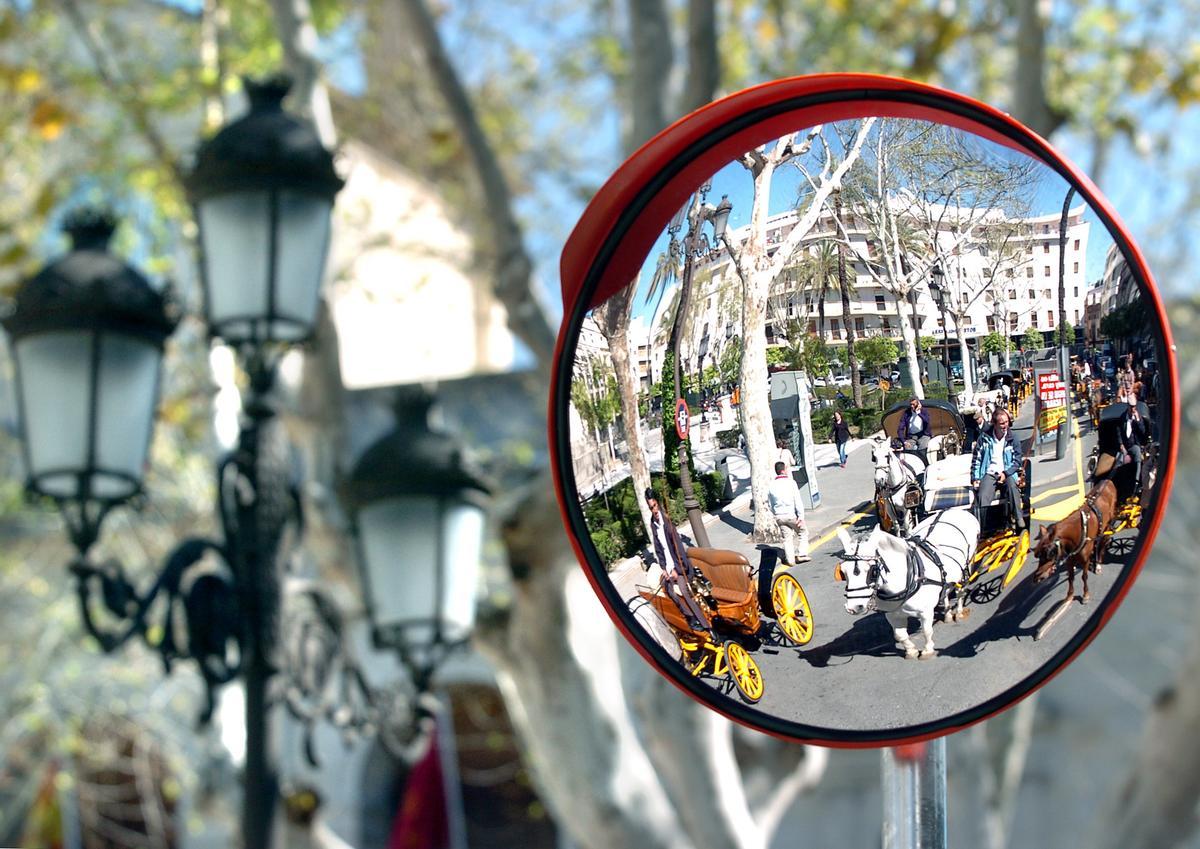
[767,370,821,510]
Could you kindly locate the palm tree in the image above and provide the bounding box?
[795,241,839,347]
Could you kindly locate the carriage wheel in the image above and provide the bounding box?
[970,575,1003,605]
[724,641,764,704]
[771,574,815,646]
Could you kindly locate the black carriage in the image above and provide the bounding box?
[880,398,966,463]
[1088,401,1155,520]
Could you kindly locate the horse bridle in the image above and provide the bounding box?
[1049,492,1104,566]
[842,517,969,609]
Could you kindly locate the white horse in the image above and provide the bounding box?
[835,509,980,659]
[872,437,926,537]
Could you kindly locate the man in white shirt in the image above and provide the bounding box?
[767,461,811,566]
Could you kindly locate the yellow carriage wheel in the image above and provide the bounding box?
[724,641,764,704]
[771,573,815,646]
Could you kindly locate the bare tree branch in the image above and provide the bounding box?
[268,0,337,146]
[55,0,185,186]
[681,0,719,115]
[398,0,557,371]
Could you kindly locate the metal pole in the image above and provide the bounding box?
[1055,187,1076,460]
[233,356,289,849]
[668,192,711,548]
[882,739,947,849]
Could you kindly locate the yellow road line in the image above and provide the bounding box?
[1030,418,1086,522]
[1030,483,1081,505]
[810,506,876,554]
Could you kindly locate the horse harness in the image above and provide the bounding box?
[846,515,972,610]
[1051,491,1105,566]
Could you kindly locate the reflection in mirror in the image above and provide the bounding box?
[566,114,1167,735]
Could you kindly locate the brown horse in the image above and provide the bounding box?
[1032,479,1118,605]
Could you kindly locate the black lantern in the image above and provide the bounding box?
[711,194,732,242]
[1,210,177,551]
[342,391,490,685]
[185,77,344,347]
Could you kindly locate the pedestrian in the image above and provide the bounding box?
[645,488,712,632]
[776,436,796,474]
[1117,354,1136,403]
[1118,401,1150,487]
[832,410,851,468]
[970,407,1025,531]
[768,461,810,565]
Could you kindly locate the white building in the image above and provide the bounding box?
[679,202,1091,374]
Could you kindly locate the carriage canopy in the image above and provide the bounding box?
[987,370,1019,391]
[881,398,966,442]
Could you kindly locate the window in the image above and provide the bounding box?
[883,317,892,332]
[1043,224,1050,234]
[986,315,996,332]
[1044,266,1051,276]
[1043,243,1050,253]
[807,320,817,334]
[983,268,993,278]
[875,294,886,310]
[1025,267,1034,278]
[1074,238,1080,250]
[831,319,842,340]
[1008,289,1017,298]
[1047,311,1055,326]
[855,317,865,334]
[1028,289,1035,299]
[1010,316,1019,331]
[1043,289,1051,298]
[1006,268,1015,277]
[1074,310,1080,323]
[1073,262,1079,274]
[1073,286,1079,297]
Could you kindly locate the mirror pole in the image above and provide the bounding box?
[882,739,948,849]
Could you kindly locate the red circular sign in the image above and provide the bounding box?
[674,398,690,440]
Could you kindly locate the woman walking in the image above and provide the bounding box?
[832,410,851,468]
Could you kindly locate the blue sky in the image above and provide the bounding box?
[626,118,1120,325]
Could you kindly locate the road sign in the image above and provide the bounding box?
[1037,371,1067,408]
[1038,406,1067,431]
[674,398,690,440]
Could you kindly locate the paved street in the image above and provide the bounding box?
[607,390,1154,734]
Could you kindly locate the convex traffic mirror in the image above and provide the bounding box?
[552,75,1178,745]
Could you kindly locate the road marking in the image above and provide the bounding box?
[1031,418,1086,522]
[810,505,876,554]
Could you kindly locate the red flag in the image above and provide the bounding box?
[388,723,450,849]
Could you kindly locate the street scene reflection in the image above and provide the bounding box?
[567,117,1165,730]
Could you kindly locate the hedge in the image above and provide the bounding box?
[582,470,727,568]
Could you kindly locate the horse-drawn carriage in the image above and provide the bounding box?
[1087,401,1156,535]
[987,370,1022,413]
[873,399,966,535]
[632,547,814,703]
[1087,378,1114,428]
[872,397,1032,590]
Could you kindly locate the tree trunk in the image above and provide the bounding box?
[835,195,862,407]
[600,292,655,546]
[898,297,924,399]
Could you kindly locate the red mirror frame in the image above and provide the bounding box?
[551,73,1179,746]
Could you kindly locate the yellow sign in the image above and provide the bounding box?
[1038,407,1067,431]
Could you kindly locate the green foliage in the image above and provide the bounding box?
[810,407,835,441]
[1054,322,1076,346]
[716,427,742,449]
[1021,327,1045,351]
[981,331,1013,355]
[856,335,901,372]
[718,337,743,385]
[765,346,788,367]
[583,471,726,567]
[918,335,939,358]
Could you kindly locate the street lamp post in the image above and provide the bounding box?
[928,266,956,407]
[665,186,731,549]
[1,80,484,849]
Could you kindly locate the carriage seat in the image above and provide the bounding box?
[686,547,754,607]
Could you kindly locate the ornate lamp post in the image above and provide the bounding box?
[928,265,956,406]
[5,80,492,849]
[665,186,731,548]
[341,390,490,693]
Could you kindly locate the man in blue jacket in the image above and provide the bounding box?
[970,407,1025,531]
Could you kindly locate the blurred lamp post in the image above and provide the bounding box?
[342,390,489,693]
[1,80,483,849]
